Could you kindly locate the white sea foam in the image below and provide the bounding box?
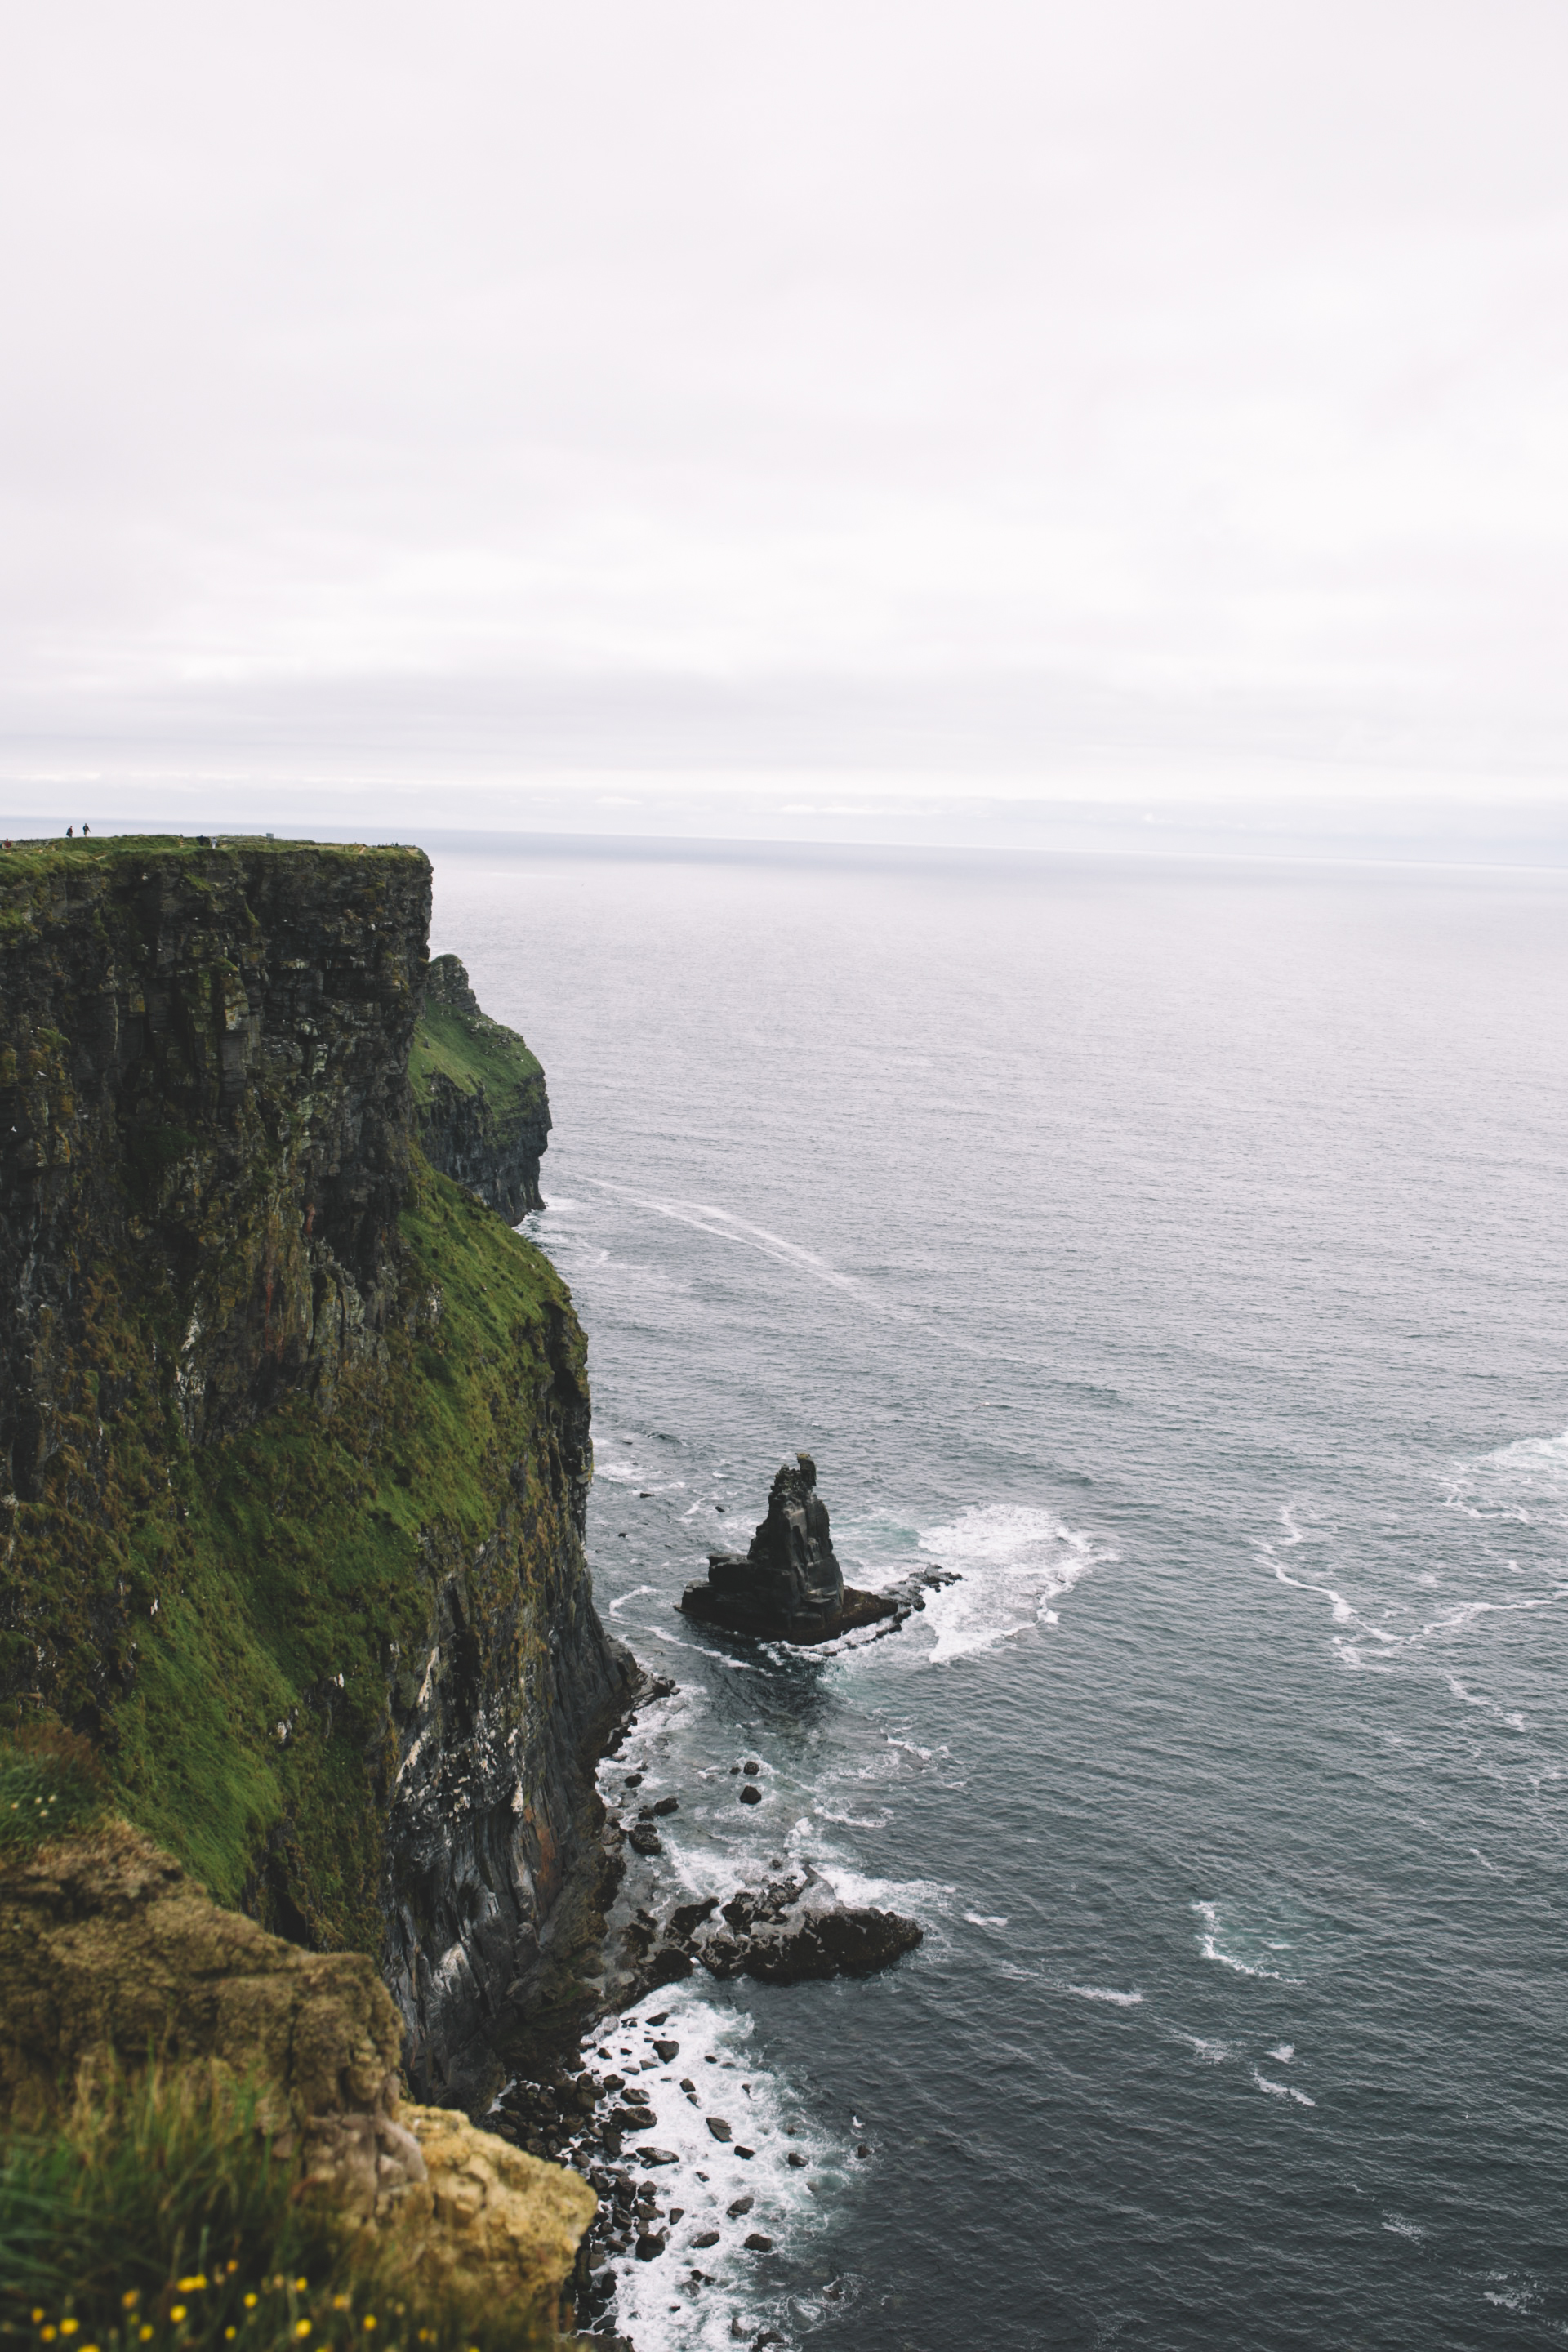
[1180,2036,1231,2063]
[1267,2043,1295,2063]
[914,1503,1108,1661]
[1383,2215,1423,2241]
[1192,1901,1297,1983]
[1448,1428,1568,1524]
[809,1859,956,1917]
[964,1913,1009,1929]
[1069,1984,1143,2007]
[608,1584,662,1617]
[582,1989,846,2352]
[1252,2069,1316,2106]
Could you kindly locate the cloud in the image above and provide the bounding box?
[2,0,1566,814]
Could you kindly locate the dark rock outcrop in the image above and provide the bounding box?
[679,1454,866,1641]
[679,1453,950,1643]
[642,1865,921,1987]
[412,954,550,1222]
[0,836,428,1490]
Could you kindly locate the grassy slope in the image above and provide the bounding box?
[408,1003,543,1115]
[11,1155,581,1949]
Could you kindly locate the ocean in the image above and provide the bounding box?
[430,837,1568,2352]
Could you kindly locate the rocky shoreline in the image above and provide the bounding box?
[473,1678,926,2345]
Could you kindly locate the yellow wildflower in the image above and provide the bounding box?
[177,2278,207,2293]
[363,2321,376,2333]
[122,2293,141,2311]
[294,2325,311,2341]
[41,2331,56,2344]
[170,2308,187,2324]
[29,2311,43,2326]
[139,2328,154,2344]
[294,2281,308,2294]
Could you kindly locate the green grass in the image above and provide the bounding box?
[408,1006,542,1116]
[0,837,417,867]
[0,2065,564,2352]
[0,1729,108,1857]
[2,1154,585,1946]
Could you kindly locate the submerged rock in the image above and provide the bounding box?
[679,1454,955,1644]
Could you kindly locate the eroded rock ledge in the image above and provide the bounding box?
[0,1817,595,2328]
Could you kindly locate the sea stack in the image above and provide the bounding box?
[679,1454,898,1643]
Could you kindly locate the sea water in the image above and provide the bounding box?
[430,839,1568,2351]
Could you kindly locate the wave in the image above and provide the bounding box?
[587,1989,843,2352]
[1192,1900,1298,1983]
[1068,1984,1143,2007]
[1252,2069,1316,2106]
[914,1503,1109,1661]
[1446,1427,1568,1524]
[1263,1498,1568,1685]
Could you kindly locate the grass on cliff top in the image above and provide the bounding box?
[35,1156,581,1944]
[408,1004,543,1113]
[0,1729,108,1857]
[0,836,423,866]
[0,2064,568,2352]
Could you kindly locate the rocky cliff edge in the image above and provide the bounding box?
[0,834,634,2112]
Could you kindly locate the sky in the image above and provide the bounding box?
[2,1,1567,850]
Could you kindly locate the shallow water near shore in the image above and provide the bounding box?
[433,840,1568,2352]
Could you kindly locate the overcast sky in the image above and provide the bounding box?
[2,2,1566,839]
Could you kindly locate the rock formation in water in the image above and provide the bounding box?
[412,953,551,1222]
[628,1864,922,1991]
[0,833,634,2114]
[679,1452,947,1642]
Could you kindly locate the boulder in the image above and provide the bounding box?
[657,1864,921,1986]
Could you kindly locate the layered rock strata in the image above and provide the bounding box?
[0,834,631,2114]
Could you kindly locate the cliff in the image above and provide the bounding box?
[0,1788,595,2336]
[412,954,550,1223]
[0,834,633,2111]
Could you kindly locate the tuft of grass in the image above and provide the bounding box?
[0,1728,108,1855]
[0,2065,566,2352]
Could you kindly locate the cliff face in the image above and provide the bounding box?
[0,835,630,2112]
[0,838,425,1494]
[412,956,550,1223]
